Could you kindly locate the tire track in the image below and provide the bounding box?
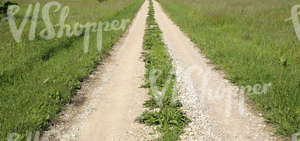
[45,1,154,140]
[152,1,276,140]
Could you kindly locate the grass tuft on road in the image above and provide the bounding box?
[137,0,189,140]
[159,0,300,137]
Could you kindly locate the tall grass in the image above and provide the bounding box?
[159,0,300,137]
[0,0,144,140]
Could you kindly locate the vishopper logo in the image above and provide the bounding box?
[3,1,130,53]
[292,133,300,141]
[175,65,272,118]
[149,69,178,108]
[286,5,300,41]
[149,66,272,117]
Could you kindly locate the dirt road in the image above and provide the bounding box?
[46,1,151,141]
[78,1,150,140]
[47,0,277,140]
[153,0,275,140]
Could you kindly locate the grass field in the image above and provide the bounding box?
[0,0,144,140]
[159,0,300,137]
[137,0,189,140]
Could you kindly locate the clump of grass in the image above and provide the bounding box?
[0,0,144,140]
[137,0,190,140]
[159,0,300,137]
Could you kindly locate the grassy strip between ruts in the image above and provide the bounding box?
[158,0,300,137]
[0,0,144,140]
[137,0,190,140]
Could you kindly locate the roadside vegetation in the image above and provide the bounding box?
[137,0,189,140]
[0,0,144,140]
[159,0,300,137]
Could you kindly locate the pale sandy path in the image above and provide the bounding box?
[78,0,149,140]
[44,1,151,141]
[153,1,276,140]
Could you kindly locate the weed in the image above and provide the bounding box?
[137,1,189,140]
